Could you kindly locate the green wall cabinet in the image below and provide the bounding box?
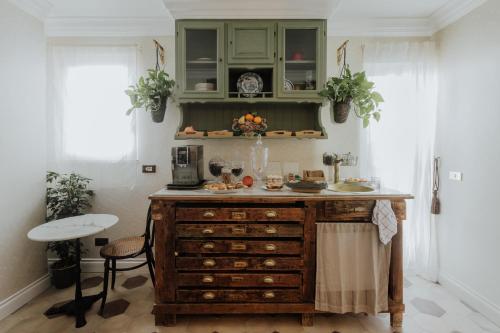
[176,21,225,98]
[227,22,275,64]
[277,21,326,99]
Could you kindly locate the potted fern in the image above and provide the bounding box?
[125,69,175,123]
[319,65,384,127]
[46,171,94,288]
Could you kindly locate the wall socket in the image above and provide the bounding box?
[142,165,157,173]
[449,171,463,181]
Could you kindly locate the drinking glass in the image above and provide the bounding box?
[231,161,244,181]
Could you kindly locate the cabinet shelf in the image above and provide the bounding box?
[285,60,316,64]
[187,60,217,64]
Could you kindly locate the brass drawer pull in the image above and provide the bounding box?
[231,226,246,234]
[202,275,214,283]
[231,243,247,251]
[203,259,216,267]
[265,210,278,218]
[265,226,277,234]
[203,292,215,300]
[263,276,274,284]
[203,211,215,218]
[202,228,214,235]
[202,242,215,250]
[234,260,248,268]
[263,291,275,299]
[231,276,244,282]
[265,244,277,251]
[231,211,247,220]
[264,259,276,267]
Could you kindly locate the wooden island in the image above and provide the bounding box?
[149,188,412,331]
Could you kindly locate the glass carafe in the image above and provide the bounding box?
[250,134,269,183]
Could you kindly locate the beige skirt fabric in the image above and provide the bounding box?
[315,223,391,315]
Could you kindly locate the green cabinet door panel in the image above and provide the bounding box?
[176,21,225,98]
[227,22,275,64]
[277,21,326,99]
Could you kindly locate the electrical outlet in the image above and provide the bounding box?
[449,171,463,181]
[95,238,108,246]
[142,165,156,173]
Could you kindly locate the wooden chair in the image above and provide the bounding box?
[99,206,155,315]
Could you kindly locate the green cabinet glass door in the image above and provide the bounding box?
[227,22,275,64]
[177,22,225,98]
[277,21,325,99]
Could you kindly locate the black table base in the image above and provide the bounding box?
[45,238,102,328]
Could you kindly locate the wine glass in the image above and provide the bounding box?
[231,161,244,182]
[208,156,225,181]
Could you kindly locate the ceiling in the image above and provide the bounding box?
[9,0,488,37]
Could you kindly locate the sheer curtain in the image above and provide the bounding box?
[48,46,138,189]
[361,42,439,281]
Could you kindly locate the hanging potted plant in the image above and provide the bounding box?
[125,68,175,123]
[46,171,94,289]
[319,65,384,127]
[125,40,174,123]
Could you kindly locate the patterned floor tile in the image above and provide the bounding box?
[99,299,130,319]
[411,297,447,317]
[81,276,103,290]
[121,275,148,289]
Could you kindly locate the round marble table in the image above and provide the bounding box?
[28,214,118,328]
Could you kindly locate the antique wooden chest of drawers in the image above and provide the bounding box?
[150,193,410,331]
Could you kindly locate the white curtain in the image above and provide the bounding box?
[48,46,138,190]
[361,42,439,281]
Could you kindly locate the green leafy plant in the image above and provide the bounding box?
[125,68,175,115]
[46,171,94,267]
[319,65,384,127]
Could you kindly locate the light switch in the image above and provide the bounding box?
[142,165,157,173]
[449,171,463,181]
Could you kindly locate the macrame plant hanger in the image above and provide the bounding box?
[337,40,349,76]
[153,39,165,70]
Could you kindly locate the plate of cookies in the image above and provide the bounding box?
[262,175,284,192]
[204,182,246,194]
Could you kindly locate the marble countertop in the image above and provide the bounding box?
[150,186,412,201]
[27,214,119,242]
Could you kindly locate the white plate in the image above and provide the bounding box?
[237,72,263,97]
[205,188,239,194]
[261,185,284,192]
[284,79,294,91]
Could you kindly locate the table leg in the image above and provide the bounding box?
[44,238,103,328]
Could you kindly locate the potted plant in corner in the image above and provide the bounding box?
[46,171,94,289]
[125,68,175,123]
[319,65,384,127]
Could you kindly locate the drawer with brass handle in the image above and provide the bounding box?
[176,208,305,222]
[176,257,304,271]
[176,240,302,255]
[176,224,303,238]
[317,200,406,221]
[177,273,301,287]
[176,289,302,303]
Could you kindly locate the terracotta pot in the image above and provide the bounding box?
[150,96,168,123]
[332,100,351,123]
[50,261,77,289]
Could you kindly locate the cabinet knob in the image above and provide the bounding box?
[219,58,223,62]
[265,244,277,251]
[203,291,215,300]
[263,291,275,299]
[263,276,274,284]
[203,259,216,267]
[202,228,214,234]
[265,226,277,234]
[203,211,215,218]
[265,210,278,218]
[264,259,276,267]
[202,275,214,283]
[202,242,215,250]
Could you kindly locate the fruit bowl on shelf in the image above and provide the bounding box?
[232,113,268,137]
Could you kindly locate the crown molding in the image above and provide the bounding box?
[8,0,53,21]
[328,18,433,37]
[45,16,175,37]
[430,0,488,33]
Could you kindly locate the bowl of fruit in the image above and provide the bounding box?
[232,113,268,137]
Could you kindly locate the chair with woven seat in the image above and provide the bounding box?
[99,206,155,315]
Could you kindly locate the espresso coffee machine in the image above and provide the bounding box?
[171,145,204,186]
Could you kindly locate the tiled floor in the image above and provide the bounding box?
[1,268,499,333]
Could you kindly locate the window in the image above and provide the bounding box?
[49,46,137,162]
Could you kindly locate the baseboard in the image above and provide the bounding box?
[439,272,500,327]
[48,257,147,273]
[0,274,51,321]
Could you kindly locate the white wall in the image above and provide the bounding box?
[0,0,47,307]
[435,0,500,325]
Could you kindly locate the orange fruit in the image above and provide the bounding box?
[253,116,262,124]
[242,176,254,187]
[245,113,254,121]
